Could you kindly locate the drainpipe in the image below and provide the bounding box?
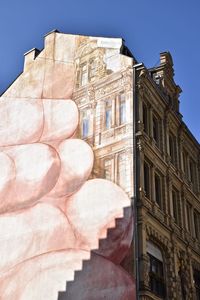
[133,63,144,300]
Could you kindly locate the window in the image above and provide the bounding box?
[194,269,200,300]
[172,188,180,225]
[186,202,192,233]
[144,161,150,198]
[119,93,126,125]
[194,210,200,241]
[143,103,149,134]
[169,132,177,165]
[105,100,112,129]
[118,152,126,190]
[189,159,196,184]
[152,114,162,149]
[82,118,89,137]
[82,110,90,138]
[182,150,188,175]
[147,241,166,298]
[155,172,162,207]
[80,64,88,86]
[153,73,162,85]
[153,116,159,145]
[188,158,198,192]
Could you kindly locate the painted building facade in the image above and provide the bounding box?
[1,30,200,300]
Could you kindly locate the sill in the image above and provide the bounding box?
[103,127,114,132]
[171,220,181,231]
[139,290,165,300]
[82,135,94,145]
[169,162,178,173]
[150,138,164,155]
[103,123,127,132]
[143,131,150,138]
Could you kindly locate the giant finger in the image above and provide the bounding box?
[47,139,94,198]
[0,99,78,147]
[0,250,90,300]
[65,179,133,262]
[0,251,135,300]
[1,143,60,212]
[0,203,77,274]
[0,152,16,201]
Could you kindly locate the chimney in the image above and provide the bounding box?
[23,48,40,72]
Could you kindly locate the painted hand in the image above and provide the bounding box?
[0,99,135,299]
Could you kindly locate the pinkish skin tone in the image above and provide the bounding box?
[0,99,135,299]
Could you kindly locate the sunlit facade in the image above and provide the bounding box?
[74,36,200,300]
[2,30,200,299]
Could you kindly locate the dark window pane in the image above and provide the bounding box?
[149,254,165,298]
[143,104,148,133]
[144,162,150,198]
[194,269,200,300]
[82,118,89,137]
[153,117,159,144]
[155,173,161,206]
[169,133,176,165]
[194,210,200,240]
[172,189,180,225]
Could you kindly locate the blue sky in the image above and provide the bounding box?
[0,0,199,142]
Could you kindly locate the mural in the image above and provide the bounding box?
[0,32,136,299]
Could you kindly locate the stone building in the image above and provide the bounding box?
[1,30,200,300]
[134,53,200,300]
[72,33,200,300]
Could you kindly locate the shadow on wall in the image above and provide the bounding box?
[58,206,136,300]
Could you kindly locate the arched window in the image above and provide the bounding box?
[147,241,166,298]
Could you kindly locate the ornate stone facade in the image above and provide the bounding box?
[135,53,200,300]
[73,36,200,299]
[73,40,200,299]
[73,37,134,199]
